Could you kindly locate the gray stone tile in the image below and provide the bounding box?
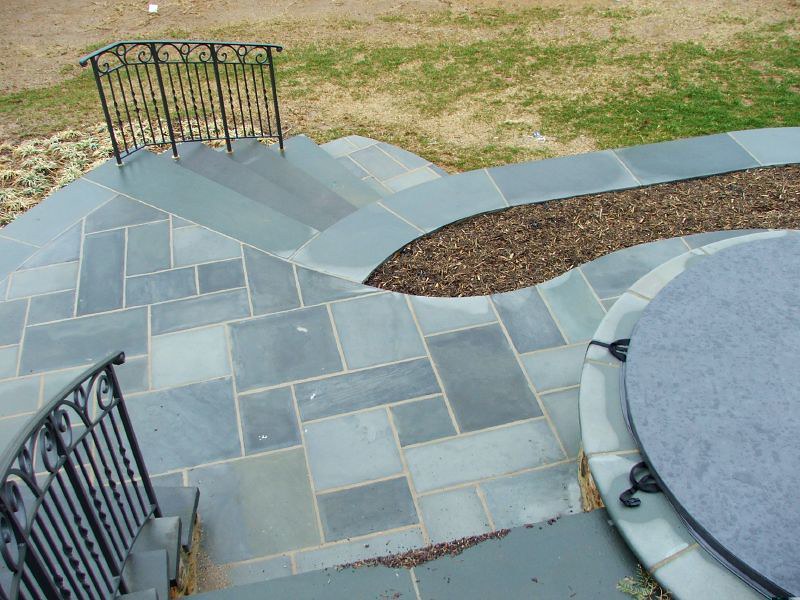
[0,238,36,282]
[385,167,440,193]
[21,223,82,269]
[404,420,563,493]
[150,289,250,335]
[382,170,505,232]
[580,237,689,299]
[350,146,407,180]
[116,355,149,394]
[9,262,78,299]
[378,142,430,170]
[0,277,7,300]
[317,477,418,542]
[188,449,319,562]
[171,216,193,228]
[482,462,581,529]
[491,287,564,353]
[242,247,299,315]
[0,376,39,417]
[419,487,491,543]
[42,367,85,399]
[0,346,17,380]
[331,294,425,369]
[294,529,424,574]
[426,324,540,432]
[305,410,403,490]
[682,229,761,249]
[227,555,293,586]
[125,267,196,307]
[197,259,245,294]
[729,127,800,166]
[229,306,342,391]
[0,300,28,346]
[292,203,420,283]
[391,396,455,446]
[336,155,369,179]
[126,220,171,275]
[0,178,114,247]
[410,295,495,335]
[321,137,358,158]
[210,565,416,599]
[151,471,185,487]
[615,133,758,185]
[77,229,124,315]
[602,297,617,311]
[127,378,239,472]
[173,226,241,267]
[0,414,34,454]
[654,547,761,599]
[521,344,586,393]
[28,291,75,325]
[20,308,147,374]
[85,194,167,232]
[489,150,638,206]
[151,326,230,388]
[363,176,390,197]
[579,361,636,456]
[295,266,372,305]
[239,387,300,454]
[344,135,378,150]
[414,510,636,600]
[295,358,440,421]
[538,270,605,343]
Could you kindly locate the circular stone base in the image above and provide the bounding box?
[624,235,800,597]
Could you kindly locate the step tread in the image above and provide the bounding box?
[231,139,358,227]
[155,485,199,550]
[132,516,181,585]
[122,549,169,600]
[84,151,316,258]
[273,135,383,208]
[174,144,353,231]
[191,510,637,599]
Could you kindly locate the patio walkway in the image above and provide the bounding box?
[0,128,797,594]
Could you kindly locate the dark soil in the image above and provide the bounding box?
[366,165,800,297]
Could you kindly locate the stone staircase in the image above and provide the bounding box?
[119,486,200,599]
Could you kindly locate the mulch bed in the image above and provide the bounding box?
[366,165,800,297]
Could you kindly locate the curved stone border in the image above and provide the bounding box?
[579,230,798,600]
[292,127,800,282]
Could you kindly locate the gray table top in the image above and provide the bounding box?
[624,234,800,598]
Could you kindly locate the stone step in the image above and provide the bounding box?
[131,516,182,585]
[191,510,638,599]
[118,588,160,600]
[155,485,200,551]
[230,139,357,228]
[271,135,383,208]
[171,144,353,232]
[121,549,169,600]
[84,150,316,258]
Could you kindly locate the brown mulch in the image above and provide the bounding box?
[366,165,800,297]
[342,528,512,570]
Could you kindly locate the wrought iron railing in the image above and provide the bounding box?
[0,352,160,599]
[79,40,284,165]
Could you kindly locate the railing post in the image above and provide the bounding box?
[266,47,284,150]
[90,56,123,166]
[210,44,233,153]
[150,42,179,160]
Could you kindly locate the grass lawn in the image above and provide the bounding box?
[0,2,798,222]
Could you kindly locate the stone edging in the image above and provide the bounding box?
[579,230,798,600]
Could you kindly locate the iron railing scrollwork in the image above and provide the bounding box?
[0,352,161,599]
[79,40,285,165]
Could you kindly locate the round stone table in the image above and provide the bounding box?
[624,235,800,598]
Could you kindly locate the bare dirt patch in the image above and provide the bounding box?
[366,165,800,297]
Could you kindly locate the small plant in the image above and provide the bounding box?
[0,127,111,226]
[618,565,671,600]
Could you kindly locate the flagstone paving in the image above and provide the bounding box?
[0,128,797,592]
